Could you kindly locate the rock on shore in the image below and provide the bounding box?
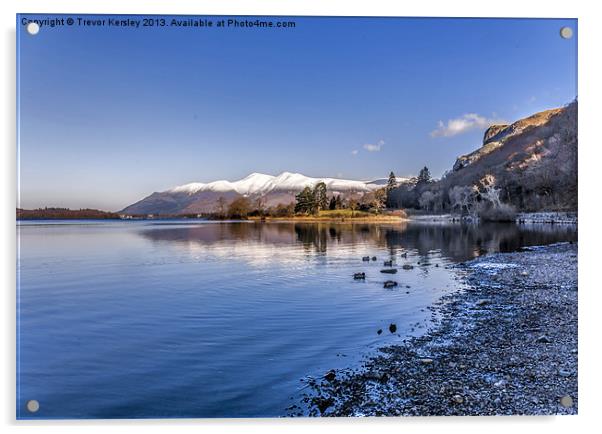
[302,242,578,416]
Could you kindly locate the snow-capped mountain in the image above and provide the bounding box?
[120,172,406,215]
[168,172,383,196]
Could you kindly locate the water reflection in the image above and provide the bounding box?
[139,221,577,263]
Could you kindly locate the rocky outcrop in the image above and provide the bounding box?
[452,106,567,173]
[453,141,504,171]
[483,124,509,145]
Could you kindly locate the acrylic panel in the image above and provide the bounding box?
[16,14,578,419]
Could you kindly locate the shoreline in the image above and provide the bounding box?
[406,211,578,225]
[248,216,408,223]
[17,210,577,225]
[302,242,578,416]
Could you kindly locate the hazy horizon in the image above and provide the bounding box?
[18,15,577,211]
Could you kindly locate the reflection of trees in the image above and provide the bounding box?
[294,224,329,253]
[381,223,576,261]
[139,221,576,262]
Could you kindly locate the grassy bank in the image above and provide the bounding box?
[248,209,408,223]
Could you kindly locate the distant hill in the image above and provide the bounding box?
[120,172,409,215]
[365,176,410,187]
[17,208,121,220]
[390,101,578,212]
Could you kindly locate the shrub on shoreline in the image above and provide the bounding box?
[478,203,517,222]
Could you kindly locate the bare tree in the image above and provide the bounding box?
[216,196,227,218]
[227,197,251,219]
[374,188,387,213]
[254,196,266,216]
[419,191,436,212]
[449,185,477,215]
[474,174,516,221]
[477,174,502,208]
[360,188,387,213]
[348,198,359,217]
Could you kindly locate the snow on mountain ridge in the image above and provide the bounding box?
[365,176,411,186]
[168,172,383,196]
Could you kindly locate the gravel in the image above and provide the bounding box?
[300,242,578,416]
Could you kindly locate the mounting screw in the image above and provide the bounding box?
[26,399,40,413]
[560,27,573,39]
[26,22,40,35]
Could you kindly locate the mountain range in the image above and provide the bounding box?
[120,172,409,215]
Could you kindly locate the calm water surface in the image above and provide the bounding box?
[16,220,576,418]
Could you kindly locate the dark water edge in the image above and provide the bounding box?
[16,220,577,419]
[303,242,578,416]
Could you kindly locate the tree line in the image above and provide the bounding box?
[17,208,121,220]
[386,166,518,220]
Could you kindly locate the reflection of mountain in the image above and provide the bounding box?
[138,222,576,263]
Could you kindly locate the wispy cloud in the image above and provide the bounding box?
[351,149,359,156]
[363,139,385,152]
[430,114,506,138]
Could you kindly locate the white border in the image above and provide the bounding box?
[2,1,600,433]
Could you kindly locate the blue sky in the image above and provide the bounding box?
[18,15,577,211]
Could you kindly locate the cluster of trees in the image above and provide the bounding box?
[294,181,389,216]
[387,166,517,220]
[213,196,296,219]
[444,174,517,221]
[387,166,434,210]
[294,182,329,214]
[386,166,519,220]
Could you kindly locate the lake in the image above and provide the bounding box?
[16,220,577,418]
